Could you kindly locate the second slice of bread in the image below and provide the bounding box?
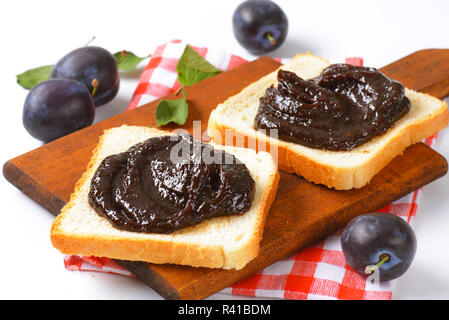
[50,125,279,270]
[207,53,449,190]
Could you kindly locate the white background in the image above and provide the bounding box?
[1,0,448,300]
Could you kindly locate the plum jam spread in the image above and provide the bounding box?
[88,133,255,234]
[254,64,411,151]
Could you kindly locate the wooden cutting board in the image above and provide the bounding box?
[3,49,449,300]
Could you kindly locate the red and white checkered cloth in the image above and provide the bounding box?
[65,40,440,300]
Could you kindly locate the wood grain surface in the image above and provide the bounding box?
[3,49,449,299]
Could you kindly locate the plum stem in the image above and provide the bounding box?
[265,33,277,45]
[365,254,390,275]
[91,79,99,98]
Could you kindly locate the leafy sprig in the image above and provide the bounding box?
[113,51,149,71]
[154,45,221,126]
[15,44,222,127]
[176,45,221,86]
[155,88,188,126]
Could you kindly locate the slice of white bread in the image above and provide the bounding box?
[207,53,449,190]
[50,125,279,270]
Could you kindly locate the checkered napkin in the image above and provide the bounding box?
[64,40,439,300]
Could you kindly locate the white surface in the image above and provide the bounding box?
[0,0,448,300]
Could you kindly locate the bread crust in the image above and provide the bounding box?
[51,126,279,270]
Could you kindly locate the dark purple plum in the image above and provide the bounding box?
[341,212,417,282]
[51,46,119,106]
[23,79,95,142]
[233,0,288,54]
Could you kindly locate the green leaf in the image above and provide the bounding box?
[113,50,148,70]
[155,88,188,126]
[16,65,53,89]
[176,45,221,86]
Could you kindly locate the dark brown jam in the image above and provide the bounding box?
[254,64,411,151]
[88,134,255,234]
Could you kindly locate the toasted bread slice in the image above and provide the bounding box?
[51,125,279,270]
[207,53,448,190]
